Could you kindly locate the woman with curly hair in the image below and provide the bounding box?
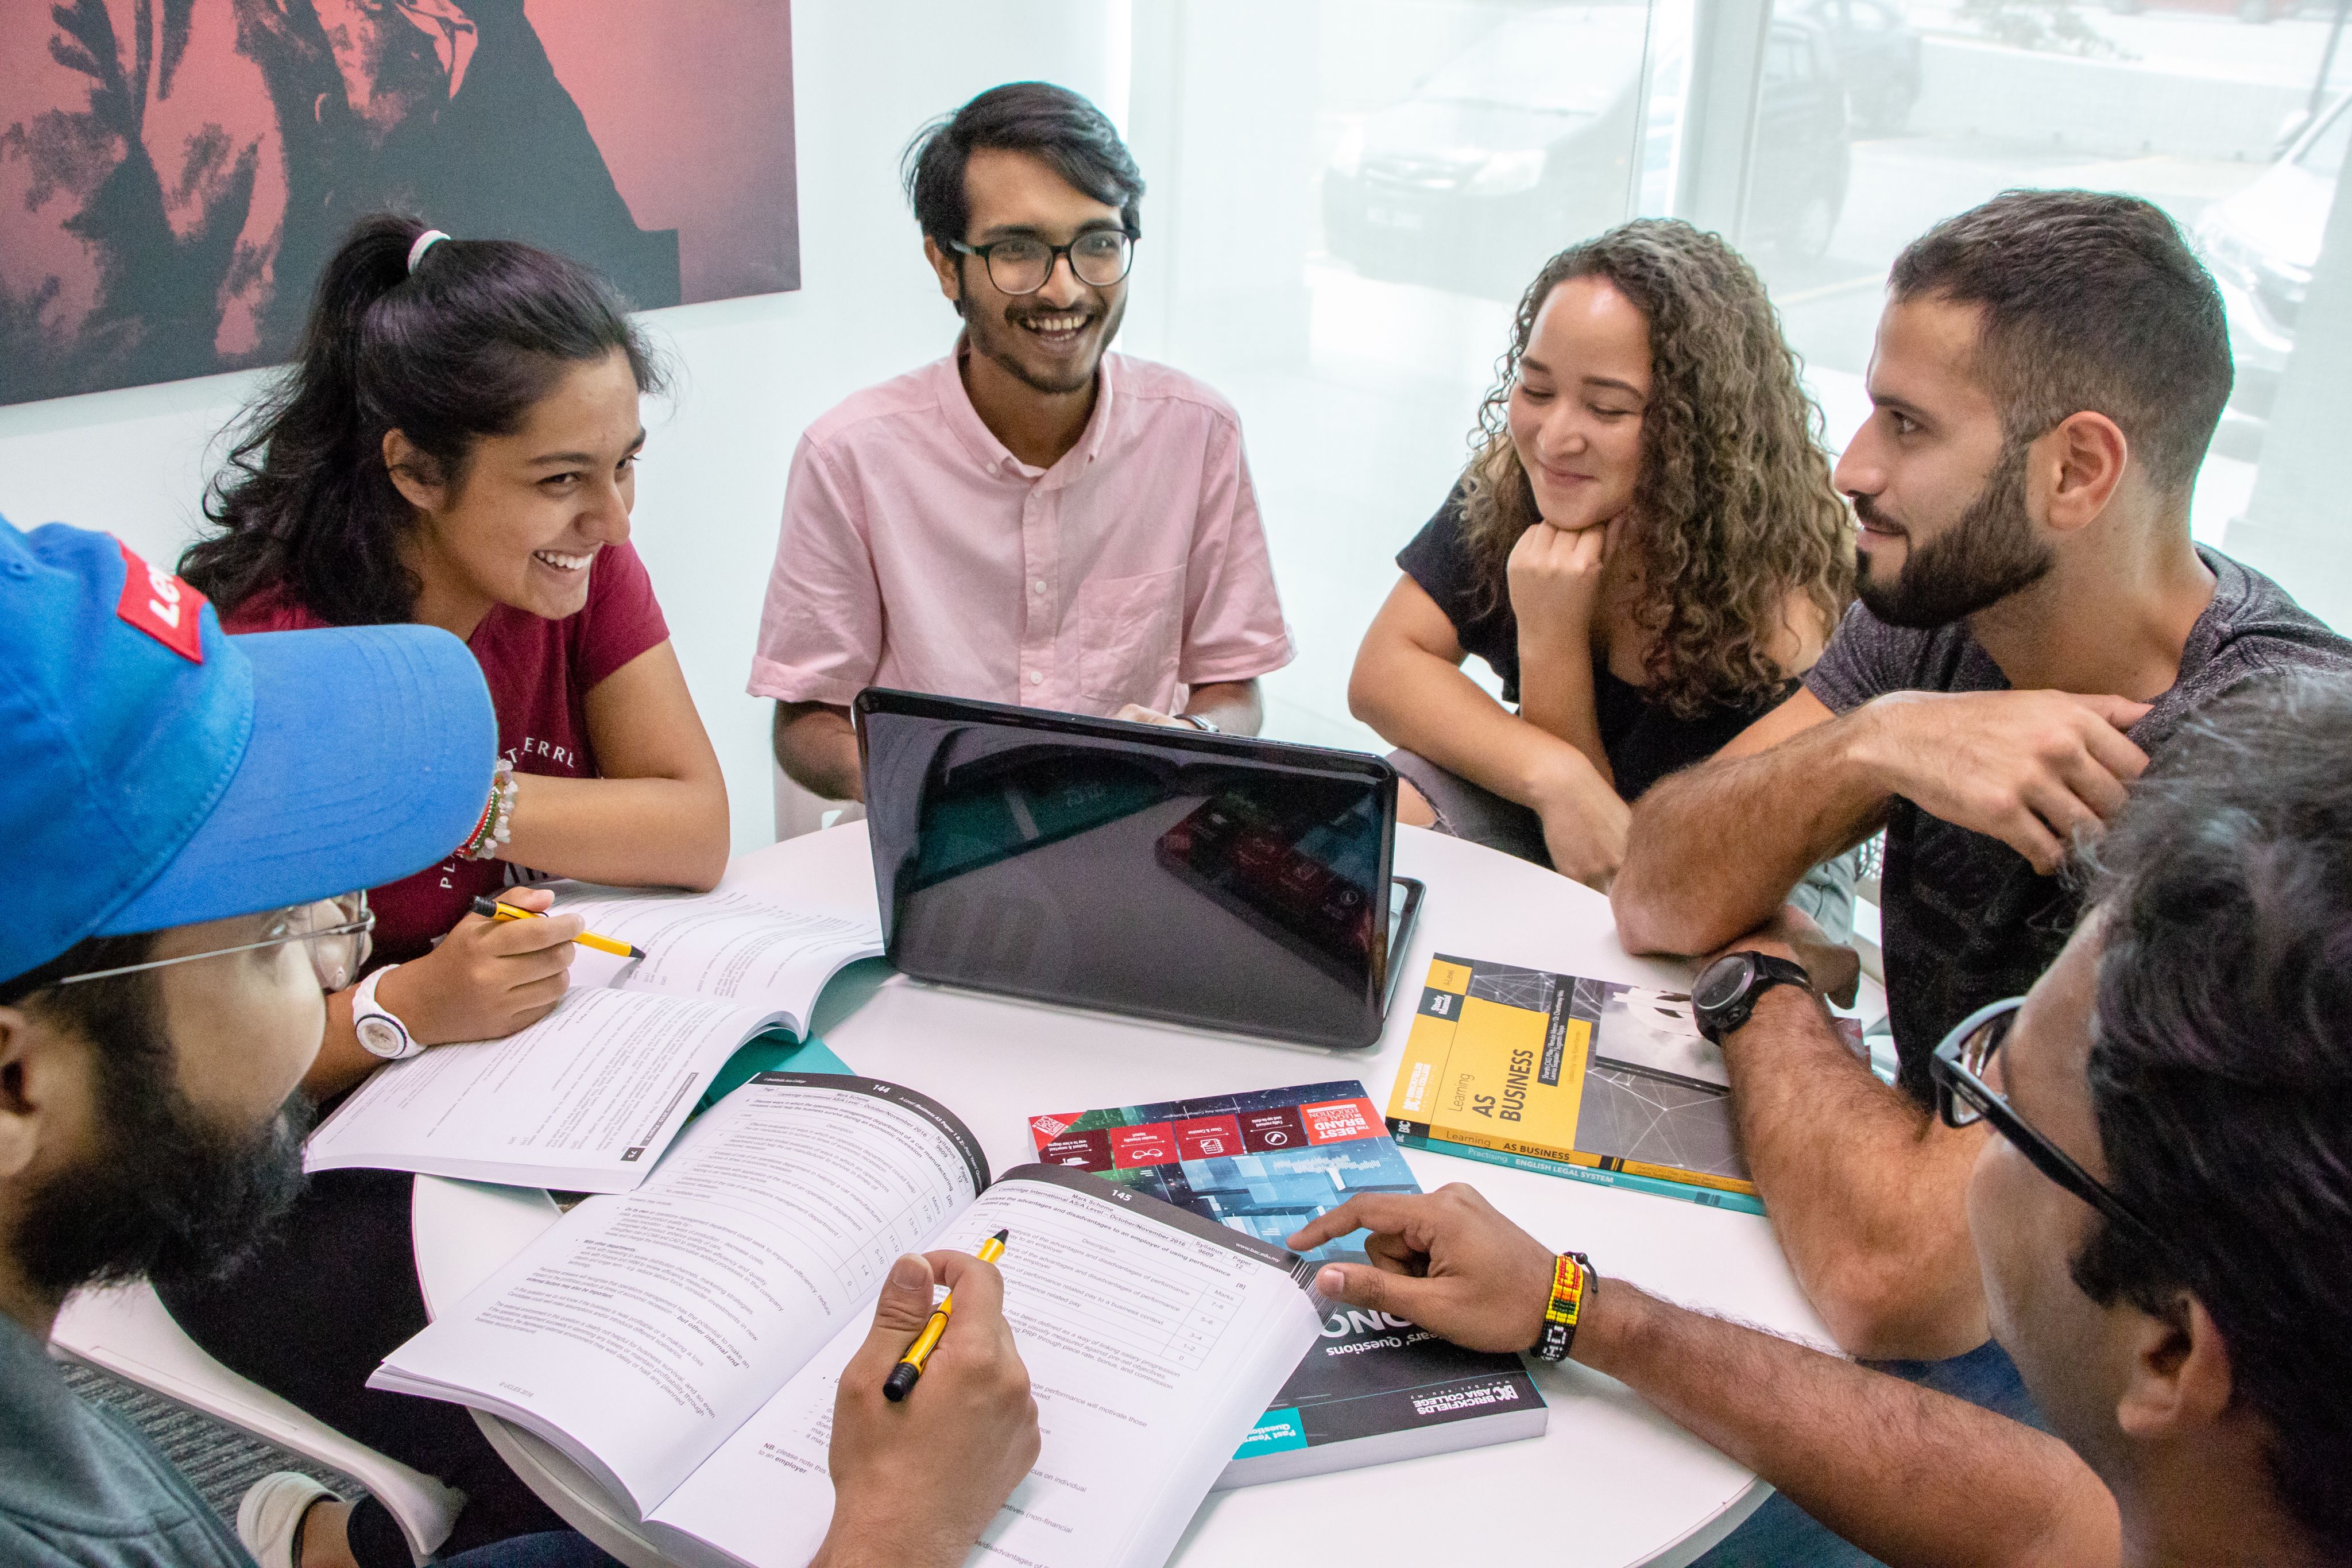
[1351,219,1854,916]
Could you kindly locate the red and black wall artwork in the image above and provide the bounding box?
[1,1,799,406]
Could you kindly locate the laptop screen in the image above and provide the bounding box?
[858,691,1398,1049]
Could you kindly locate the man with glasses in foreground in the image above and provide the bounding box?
[751,82,1293,802]
[1291,671,2352,1566]
[0,520,1039,1568]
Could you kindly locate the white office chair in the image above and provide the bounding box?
[773,758,862,841]
[51,1281,463,1564]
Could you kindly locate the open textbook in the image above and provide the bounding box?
[374,1074,1329,1568]
[304,888,882,1191]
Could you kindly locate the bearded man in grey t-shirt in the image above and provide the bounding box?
[1610,191,2352,1366]
[1606,190,2352,1568]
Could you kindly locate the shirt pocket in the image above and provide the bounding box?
[1075,567,1185,706]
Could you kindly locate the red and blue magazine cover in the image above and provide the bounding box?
[1029,1079,1546,1485]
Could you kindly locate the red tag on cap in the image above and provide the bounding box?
[114,541,207,663]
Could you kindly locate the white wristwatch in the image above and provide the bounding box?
[351,964,423,1061]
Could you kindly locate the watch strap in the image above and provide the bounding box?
[1697,950,1818,1043]
[1747,953,1814,993]
[351,963,420,1061]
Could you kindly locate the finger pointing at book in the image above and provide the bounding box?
[815,1250,1041,1568]
[1289,1186,1560,1355]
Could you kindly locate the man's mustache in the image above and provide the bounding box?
[1852,493,1907,536]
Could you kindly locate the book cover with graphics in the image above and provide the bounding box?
[1028,1079,1546,1486]
[1386,953,1765,1214]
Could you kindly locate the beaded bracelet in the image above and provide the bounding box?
[1530,1251,1594,1363]
[458,758,518,862]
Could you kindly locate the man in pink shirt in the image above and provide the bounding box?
[749,82,1294,801]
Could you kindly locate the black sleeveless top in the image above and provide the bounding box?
[1396,490,1792,801]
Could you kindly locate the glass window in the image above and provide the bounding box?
[1126,0,2349,757]
[1739,0,2349,629]
[1129,1,1674,750]
[2296,97,2349,179]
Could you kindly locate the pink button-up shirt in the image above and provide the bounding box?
[747,350,1293,717]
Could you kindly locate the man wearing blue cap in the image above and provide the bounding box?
[0,520,1038,1568]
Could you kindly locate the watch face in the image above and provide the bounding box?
[356,1016,410,1059]
[1693,954,1756,1013]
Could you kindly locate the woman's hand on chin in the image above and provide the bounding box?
[1507,513,1622,651]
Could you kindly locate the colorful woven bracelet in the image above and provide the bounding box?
[1530,1251,1593,1363]
[455,795,496,860]
[458,758,518,862]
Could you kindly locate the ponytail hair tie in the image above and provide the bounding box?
[407,229,451,275]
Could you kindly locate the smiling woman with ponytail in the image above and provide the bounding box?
[168,214,729,1568]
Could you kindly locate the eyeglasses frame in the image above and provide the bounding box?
[1929,996,2165,1252]
[945,230,1138,295]
[50,892,376,994]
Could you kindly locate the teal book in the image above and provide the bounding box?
[1028,1079,1547,1486]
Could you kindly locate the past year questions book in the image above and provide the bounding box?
[1029,1079,1546,1485]
[304,885,882,1191]
[1385,954,1764,1214]
[374,1073,1328,1568]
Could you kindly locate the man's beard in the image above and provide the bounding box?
[11,1002,314,1302]
[1854,440,2053,628]
[966,291,1126,396]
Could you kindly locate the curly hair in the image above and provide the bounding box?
[1457,219,1851,718]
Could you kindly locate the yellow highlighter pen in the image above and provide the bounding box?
[881,1229,1010,1403]
[470,895,646,959]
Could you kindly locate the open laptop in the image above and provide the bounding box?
[856,688,1425,1050]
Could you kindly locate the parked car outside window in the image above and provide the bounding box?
[1322,4,1852,297]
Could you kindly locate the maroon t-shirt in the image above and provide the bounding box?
[222,542,672,963]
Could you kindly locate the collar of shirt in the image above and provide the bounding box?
[934,342,1119,493]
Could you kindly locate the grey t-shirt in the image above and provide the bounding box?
[0,1313,253,1568]
[1805,546,2352,1104]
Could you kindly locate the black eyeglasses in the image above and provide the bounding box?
[55,893,375,994]
[947,230,1135,295]
[1931,997,2163,1250]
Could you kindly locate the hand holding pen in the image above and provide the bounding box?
[885,1230,1009,1401]
[470,895,645,958]
[817,1241,1039,1565]
[361,886,583,1055]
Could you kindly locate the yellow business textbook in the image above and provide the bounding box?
[1384,953,1763,1214]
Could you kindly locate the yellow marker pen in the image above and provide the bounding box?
[881,1229,1009,1402]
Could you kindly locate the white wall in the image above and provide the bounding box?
[0,1,1124,854]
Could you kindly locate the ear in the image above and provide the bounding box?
[0,1004,82,1186]
[2034,411,2130,536]
[2114,1290,2233,1442]
[923,235,965,311]
[381,429,445,515]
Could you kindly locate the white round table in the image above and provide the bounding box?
[413,822,1829,1568]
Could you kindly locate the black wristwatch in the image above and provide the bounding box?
[1691,951,1816,1044]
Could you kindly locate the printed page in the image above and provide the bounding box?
[371,1075,989,1515]
[304,989,784,1191]
[651,1164,1325,1568]
[551,886,883,1031]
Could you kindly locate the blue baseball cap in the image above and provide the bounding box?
[0,517,498,985]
